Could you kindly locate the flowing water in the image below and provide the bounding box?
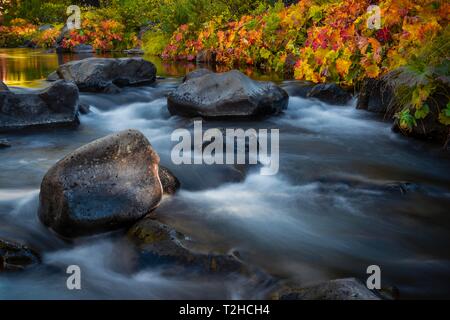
[1,48,450,299]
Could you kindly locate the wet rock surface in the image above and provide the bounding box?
[128,217,245,274]
[274,278,381,300]
[0,80,80,132]
[307,83,352,105]
[56,57,157,93]
[159,166,180,195]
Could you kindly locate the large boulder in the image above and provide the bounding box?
[168,70,289,118]
[0,239,40,272]
[274,278,381,300]
[128,218,244,274]
[356,78,395,113]
[307,83,352,105]
[56,57,157,93]
[0,80,80,132]
[38,129,163,238]
[392,94,449,142]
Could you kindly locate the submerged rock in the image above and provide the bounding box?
[0,239,40,272]
[307,83,352,105]
[38,129,163,238]
[56,57,157,93]
[274,278,380,300]
[159,166,180,195]
[168,70,289,119]
[0,80,80,132]
[128,218,244,274]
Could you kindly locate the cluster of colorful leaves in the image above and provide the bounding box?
[162,0,448,86]
[33,28,61,48]
[0,18,38,47]
[61,18,137,52]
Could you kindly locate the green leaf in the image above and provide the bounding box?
[414,103,430,119]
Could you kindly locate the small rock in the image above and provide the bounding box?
[159,166,180,195]
[307,83,352,105]
[356,77,394,113]
[128,218,244,274]
[168,70,289,119]
[0,238,40,272]
[280,80,315,98]
[78,103,91,115]
[38,24,54,31]
[182,68,212,83]
[0,80,80,133]
[196,50,216,64]
[124,48,145,55]
[0,80,9,92]
[46,71,60,82]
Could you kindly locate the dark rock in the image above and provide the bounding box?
[356,78,395,113]
[46,71,60,81]
[72,44,94,54]
[128,218,244,274]
[0,80,9,92]
[159,166,180,195]
[56,57,157,93]
[0,238,40,272]
[280,80,315,98]
[0,80,80,132]
[274,278,380,300]
[196,50,216,64]
[307,83,352,105]
[392,90,449,142]
[38,129,163,238]
[78,103,90,115]
[168,70,289,118]
[0,139,11,148]
[22,39,37,49]
[283,54,298,77]
[182,68,212,83]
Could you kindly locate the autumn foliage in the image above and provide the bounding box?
[162,0,449,86]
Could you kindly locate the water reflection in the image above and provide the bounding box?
[0,48,284,89]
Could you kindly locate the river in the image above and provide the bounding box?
[1,48,450,299]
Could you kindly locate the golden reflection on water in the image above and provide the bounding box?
[0,48,284,89]
[0,48,60,88]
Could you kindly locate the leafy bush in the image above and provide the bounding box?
[162,0,449,86]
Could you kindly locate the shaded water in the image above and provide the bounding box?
[1,48,450,299]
